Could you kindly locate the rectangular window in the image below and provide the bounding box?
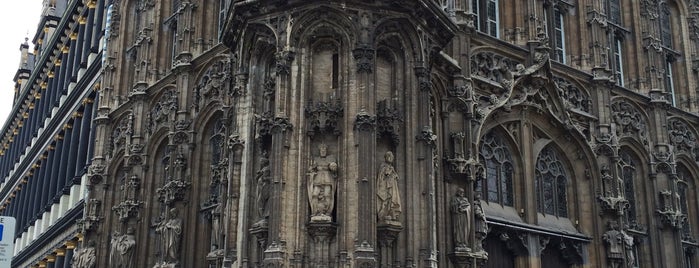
[614,39,624,86]
[472,0,499,38]
[609,0,622,25]
[218,0,227,41]
[553,7,565,63]
[486,0,499,38]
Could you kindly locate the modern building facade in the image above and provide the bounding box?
[0,0,106,267]
[5,0,699,267]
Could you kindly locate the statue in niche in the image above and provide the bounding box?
[155,208,183,264]
[473,193,489,253]
[602,221,623,260]
[72,240,96,268]
[308,143,338,222]
[451,188,471,252]
[208,202,223,253]
[377,151,402,224]
[110,227,136,268]
[255,153,271,226]
[601,165,622,198]
[622,230,636,267]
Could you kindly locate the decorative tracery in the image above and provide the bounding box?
[620,149,639,226]
[535,145,568,217]
[476,131,514,206]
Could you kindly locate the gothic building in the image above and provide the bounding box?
[5,0,699,267]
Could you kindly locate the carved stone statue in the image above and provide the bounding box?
[110,228,136,267]
[255,153,271,224]
[308,143,338,222]
[601,165,622,198]
[377,151,402,223]
[622,230,636,268]
[451,188,471,252]
[72,241,96,268]
[603,222,623,268]
[156,208,183,264]
[473,193,489,253]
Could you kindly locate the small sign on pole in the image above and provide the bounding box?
[0,217,15,268]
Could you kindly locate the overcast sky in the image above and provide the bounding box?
[0,1,43,126]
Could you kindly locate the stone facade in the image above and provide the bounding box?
[9,0,699,267]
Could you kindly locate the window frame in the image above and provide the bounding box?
[471,0,499,38]
[477,132,515,207]
[535,145,569,218]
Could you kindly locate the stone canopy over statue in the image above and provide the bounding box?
[308,143,338,222]
[377,151,402,225]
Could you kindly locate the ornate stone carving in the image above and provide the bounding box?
[603,221,624,268]
[275,51,295,76]
[416,126,437,148]
[113,200,144,222]
[305,99,343,139]
[252,152,271,227]
[376,101,401,145]
[194,57,231,105]
[415,67,433,92]
[256,114,293,139]
[308,144,338,223]
[553,77,590,113]
[148,90,177,134]
[447,132,468,174]
[354,110,376,132]
[78,199,103,232]
[156,179,191,205]
[154,208,183,266]
[111,113,133,156]
[231,73,249,97]
[470,51,520,84]
[353,45,374,73]
[109,227,136,268]
[641,0,660,19]
[668,118,699,160]
[611,100,648,144]
[72,241,97,268]
[376,151,401,225]
[473,194,489,254]
[657,189,687,229]
[451,188,471,252]
[598,165,628,215]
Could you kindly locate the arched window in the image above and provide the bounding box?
[535,145,568,217]
[620,149,639,227]
[476,131,514,206]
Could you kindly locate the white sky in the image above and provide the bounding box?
[0,1,44,126]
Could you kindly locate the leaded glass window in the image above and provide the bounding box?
[620,149,638,225]
[476,132,514,206]
[535,146,568,217]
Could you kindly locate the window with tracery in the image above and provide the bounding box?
[476,132,514,206]
[535,146,568,217]
[620,149,639,226]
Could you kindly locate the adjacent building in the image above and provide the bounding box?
[4,0,699,267]
[0,0,105,267]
